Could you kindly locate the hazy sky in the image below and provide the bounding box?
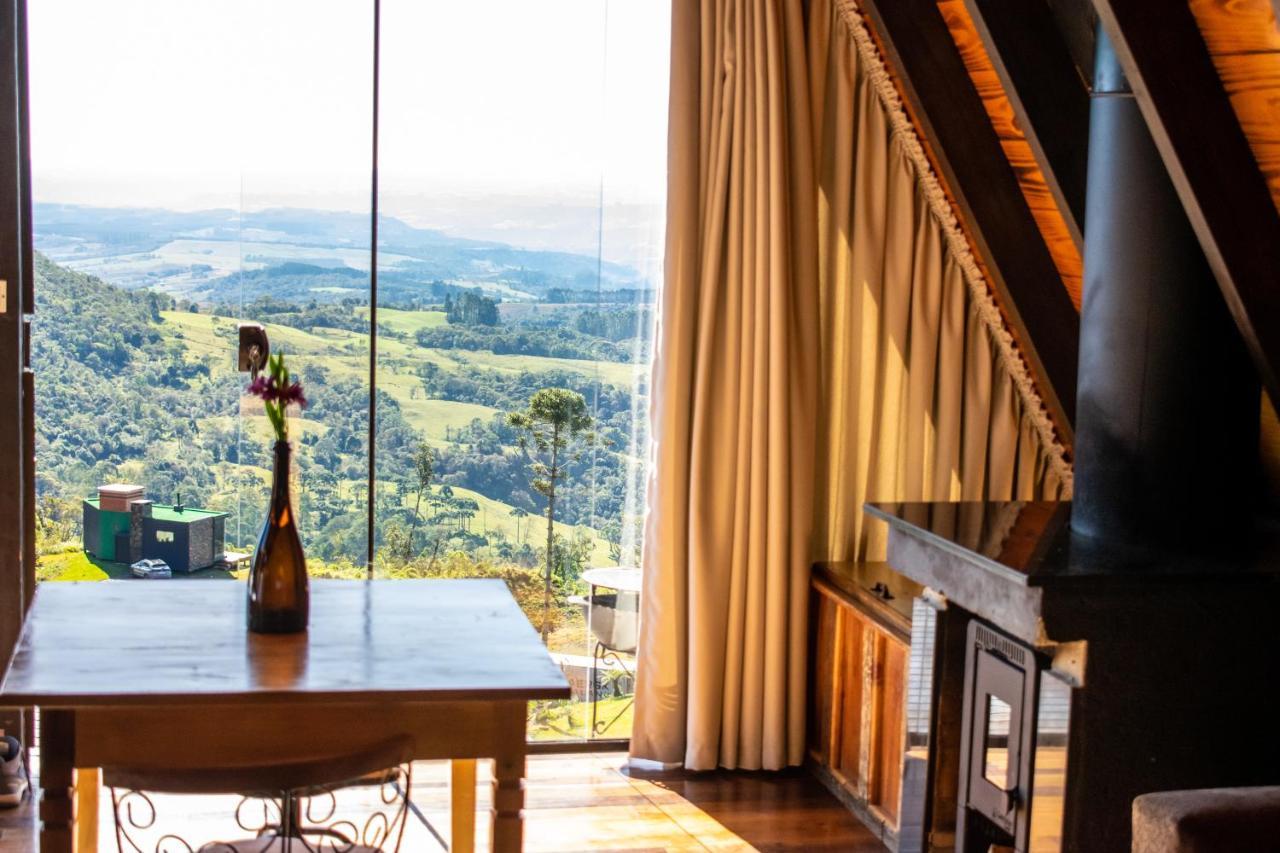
[28,0,670,217]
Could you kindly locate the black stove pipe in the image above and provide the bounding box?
[1071,25,1259,548]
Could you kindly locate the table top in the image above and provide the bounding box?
[0,579,570,707]
[581,567,642,593]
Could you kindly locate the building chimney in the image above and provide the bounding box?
[1071,25,1259,548]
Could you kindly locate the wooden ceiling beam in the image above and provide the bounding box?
[963,0,1090,249]
[1093,0,1280,410]
[859,0,1080,433]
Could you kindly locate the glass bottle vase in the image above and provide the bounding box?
[248,440,309,633]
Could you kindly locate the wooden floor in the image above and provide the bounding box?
[0,752,885,851]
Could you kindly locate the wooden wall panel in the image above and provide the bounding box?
[1177,0,1280,479]
[1261,394,1280,506]
[1189,0,1280,217]
[938,0,1084,310]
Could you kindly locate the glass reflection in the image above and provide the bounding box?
[899,598,939,853]
[983,695,1013,788]
[376,0,669,743]
[1029,673,1072,851]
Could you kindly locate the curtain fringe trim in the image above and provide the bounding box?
[835,0,1074,495]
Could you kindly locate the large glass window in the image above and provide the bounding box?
[28,0,667,744]
[29,0,373,576]
[375,0,667,741]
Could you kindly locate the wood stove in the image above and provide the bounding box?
[861,500,1280,852]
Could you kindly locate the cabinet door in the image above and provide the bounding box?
[871,634,908,826]
[808,589,841,764]
[833,609,868,792]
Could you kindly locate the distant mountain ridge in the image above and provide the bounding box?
[33,203,650,304]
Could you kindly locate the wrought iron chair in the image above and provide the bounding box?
[105,735,414,853]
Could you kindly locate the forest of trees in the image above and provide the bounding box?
[444,292,499,326]
[32,252,648,588]
[413,324,639,362]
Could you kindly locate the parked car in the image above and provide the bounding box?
[130,558,172,580]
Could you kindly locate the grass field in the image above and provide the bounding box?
[151,308,622,566]
[530,695,635,742]
[158,308,619,565]
[365,306,448,336]
[414,484,614,566]
[36,549,236,582]
[161,311,640,389]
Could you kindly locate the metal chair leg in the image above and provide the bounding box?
[589,640,602,735]
[592,642,636,737]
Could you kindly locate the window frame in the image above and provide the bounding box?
[0,0,35,739]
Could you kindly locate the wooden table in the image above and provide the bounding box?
[0,579,570,852]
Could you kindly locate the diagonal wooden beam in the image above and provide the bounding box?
[1093,0,1280,410]
[859,0,1080,433]
[963,0,1090,249]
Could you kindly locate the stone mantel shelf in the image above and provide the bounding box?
[864,501,1280,648]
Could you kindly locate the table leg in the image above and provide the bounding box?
[490,702,526,853]
[38,710,75,852]
[75,768,100,852]
[450,759,477,853]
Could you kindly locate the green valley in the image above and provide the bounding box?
[33,219,652,577]
[31,203,654,742]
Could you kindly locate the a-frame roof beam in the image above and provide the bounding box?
[1093,0,1280,410]
[859,0,1080,433]
[963,0,1090,250]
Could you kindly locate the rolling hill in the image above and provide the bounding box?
[34,203,654,304]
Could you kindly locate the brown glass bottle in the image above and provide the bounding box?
[249,441,309,633]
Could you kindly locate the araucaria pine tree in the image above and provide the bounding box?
[407,442,434,560]
[507,388,593,641]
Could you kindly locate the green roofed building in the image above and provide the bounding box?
[83,484,227,573]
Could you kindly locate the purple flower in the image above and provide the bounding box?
[281,381,308,409]
[244,351,309,442]
[246,376,272,399]
[245,376,307,409]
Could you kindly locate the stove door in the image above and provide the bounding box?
[969,648,1026,834]
[959,622,1039,848]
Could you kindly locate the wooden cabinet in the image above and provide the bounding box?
[808,562,919,849]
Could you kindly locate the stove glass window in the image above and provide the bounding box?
[983,694,1013,788]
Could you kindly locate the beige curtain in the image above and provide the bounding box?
[632,0,1070,772]
[810,0,1069,563]
[630,0,819,771]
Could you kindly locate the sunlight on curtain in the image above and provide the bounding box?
[633,0,1069,772]
[810,0,1070,563]
[633,0,819,771]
